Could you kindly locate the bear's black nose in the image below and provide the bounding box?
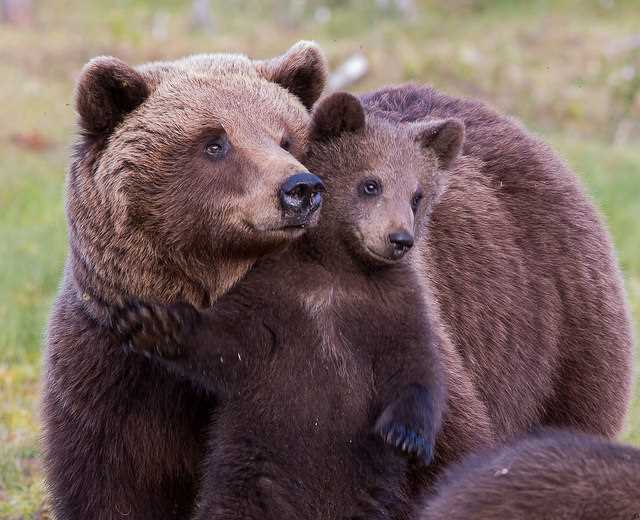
[279,172,325,214]
[389,231,414,256]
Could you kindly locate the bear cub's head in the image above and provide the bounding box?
[305,92,464,267]
[69,42,328,307]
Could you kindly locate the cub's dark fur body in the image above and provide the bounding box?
[119,245,442,520]
[422,430,640,520]
[361,84,633,441]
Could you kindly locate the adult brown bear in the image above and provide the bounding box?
[42,42,328,520]
[362,84,633,442]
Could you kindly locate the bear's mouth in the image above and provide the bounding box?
[353,228,404,266]
[248,221,308,237]
[365,247,402,265]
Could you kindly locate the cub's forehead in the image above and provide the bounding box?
[312,121,432,190]
[334,120,424,167]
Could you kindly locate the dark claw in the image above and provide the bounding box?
[377,421,433,465]
[109,301,197,359]
[374,384,438,467]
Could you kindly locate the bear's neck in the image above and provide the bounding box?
[64,143,254,323]
[67,231,248,325]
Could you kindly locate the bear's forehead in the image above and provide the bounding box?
[138,53,256,80]
[127,60,308,133]
[137,53,297,104]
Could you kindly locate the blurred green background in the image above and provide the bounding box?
[1,0,639,517]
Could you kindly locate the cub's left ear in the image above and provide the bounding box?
[255,40,328,111]
[310,92,365,142]
[413,118,465,169]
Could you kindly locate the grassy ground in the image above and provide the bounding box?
[1,0,639,517]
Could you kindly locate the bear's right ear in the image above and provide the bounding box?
[255,41,328,111]
[310,92,365,142]
[75,57,149,136]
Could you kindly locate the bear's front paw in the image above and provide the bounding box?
[110,302,199,359]
[374,384,438,466]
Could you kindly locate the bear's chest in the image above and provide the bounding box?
[244,285,374,433]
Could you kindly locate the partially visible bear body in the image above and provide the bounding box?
[42,42,329,520]
[115,93,494,520]
[362,84,633,441]
[422,430,640,520]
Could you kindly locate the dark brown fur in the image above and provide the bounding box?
[361,84,633,441]
[422,430,640,520]
[112,93,484,520]
[42,42,329,520]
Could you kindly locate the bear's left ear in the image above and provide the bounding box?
[310,92,365,142]
[255,41,328,111]
[413,118,465,169]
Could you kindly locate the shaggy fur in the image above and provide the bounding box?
[422,430,640,520]
[112,93,481,520]
[361,84,634,441]
[42,42,328,520]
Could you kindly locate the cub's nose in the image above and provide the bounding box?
[279,172,325,214]
[389,230,414,258]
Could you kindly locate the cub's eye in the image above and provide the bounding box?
[204,136,228,159]
[360,179,381,197]
[411,192,424,213]
[280,136,292,151]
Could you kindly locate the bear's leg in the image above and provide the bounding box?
[43,304,214,520]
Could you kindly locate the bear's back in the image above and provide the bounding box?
[361,84,633,440]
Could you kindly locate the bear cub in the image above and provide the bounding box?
[113,92,465,520]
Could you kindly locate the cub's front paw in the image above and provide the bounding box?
[110,302,200,359]
[374,384,438,466]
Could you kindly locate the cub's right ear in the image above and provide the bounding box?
[76,57,149,136]
[310,92,365,142]
[413,118,465,169]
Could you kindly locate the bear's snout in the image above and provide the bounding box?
[388,230,414,259]
[279,172,325,225]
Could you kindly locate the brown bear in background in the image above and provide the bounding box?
[361,85,634,442]
[421,430,640,520]
[112,92,496,520]
[42,42,328,520]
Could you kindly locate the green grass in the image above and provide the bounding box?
[1,0,639,517]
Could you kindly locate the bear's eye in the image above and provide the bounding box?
[411,192,424,213]
[204,136,228,159]
[280,136,292,151]
[360,179,381,197]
